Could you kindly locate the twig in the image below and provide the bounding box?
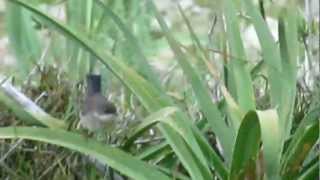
[0,139,24,164]
[38,153,68,179]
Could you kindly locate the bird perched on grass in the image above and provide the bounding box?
[79,74,120,178]
[80,74,117,132]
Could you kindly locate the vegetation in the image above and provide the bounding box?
[0,0,319,179]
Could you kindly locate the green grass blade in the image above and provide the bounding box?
[176,4,210,64]
[241,4,300,167]
[65,0,90,81]
[137,141,170,160]
[94,0,161,87]
[5,1,42,77]
[281,107,320,178]
[297,159,319,180]
[0,127,171,180]
[241,0,282,72]
[123,107,178,149]
[192,129,228,180]
[223,0,255,114]
[229,111,261,179]
[157,166,191,180]
[147,0,234,161]
[159,123,213,180]
[177,3,244,133]
[137,129,228,180]
[278,5,299,139]
[241,0,283,113]
[123,108,221,179]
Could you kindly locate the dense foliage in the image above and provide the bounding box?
[0,0,319,179]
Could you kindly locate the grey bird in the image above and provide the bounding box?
[80,74,117,131]
[80,75,122,179]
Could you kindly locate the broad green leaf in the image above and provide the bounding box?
[0,127,171,180]
[229,111,261,180]
[257,109,282,179]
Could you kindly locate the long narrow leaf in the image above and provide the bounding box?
[297,159,319,180]
[241,0,282,72]
[94,0,161,87]
[281,107,320,178]
[147,0,234,162]
[123,107,178,149]
[223,0,255,115]
[278,5,299,139]
[0,127,171,180]
[241,0,284,120]
[5,1,42,77]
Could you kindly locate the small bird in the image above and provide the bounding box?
[80,74,117,132]
[80,75,120,178]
